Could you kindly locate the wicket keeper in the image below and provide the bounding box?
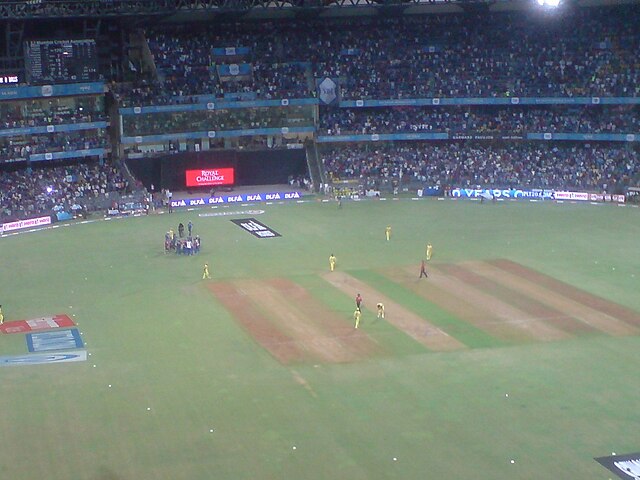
[354,307,362,329]
[329,253,336,272]
[426,243,433,261]
[376,303,385,319]
[203,263,211,279]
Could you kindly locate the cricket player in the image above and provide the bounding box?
[426,243,433,261]
[420,259,429,278]
[203,263,211,279]
[0,304,3,324]
[376,303,385,319]
[355,293,363,309]
[329,254,336,272]
[385,225,392,241]
[354,308,362,329]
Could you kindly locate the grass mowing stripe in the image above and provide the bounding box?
[289,274,428,357]
[350,269,508,349]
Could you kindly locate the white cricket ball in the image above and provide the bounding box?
[92,364,96,368]
[147,407,151,411]
[209,429,214,433]
[393,457,397,461]
[612,267,616,271]
[505,394,509,398]
[510,460,515,464]
[108,384,112,388]
[292,446,297,450]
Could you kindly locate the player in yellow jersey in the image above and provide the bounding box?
[203,263,211,279]
[385,225,392,241]
[353,307,362,329]
[0,304,3,324]
[376,303,385,319]
[426,243,433,261]
[329,253,336,272]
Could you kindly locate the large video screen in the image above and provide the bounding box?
[185,168,235,187]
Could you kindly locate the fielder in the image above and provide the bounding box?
[385,225,392,241]
[426,243,433,261]
[0,304,3,324]
[203,263,211,279]
[376,303,385,319]
[329,253,337,272]
[353,307,362,329]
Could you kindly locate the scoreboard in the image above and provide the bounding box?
[24,39,99,85]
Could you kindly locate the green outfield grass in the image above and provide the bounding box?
[1,197,639,480]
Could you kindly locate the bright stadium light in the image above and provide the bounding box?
[536,0,561,7]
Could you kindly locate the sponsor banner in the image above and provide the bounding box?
[0,350,87,367]
[1,215,52,233]
[316,132,448,143]
[589,193,626,203]
[451,188,626,203]
[26,328,84,352]
[231,218,281,238]
[596,452,640,479]
[554,191,590,201]
[0,314,75,334]
[171,190,302,208]
[450,133,525,141]
[450,188,555,200]
[185,168,234,187]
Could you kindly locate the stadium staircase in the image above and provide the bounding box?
[305,140,325,193]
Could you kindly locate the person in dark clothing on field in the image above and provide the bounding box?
[420,259,429,278]
[178,223,185,238]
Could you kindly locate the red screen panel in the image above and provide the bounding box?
[185,168,235,187]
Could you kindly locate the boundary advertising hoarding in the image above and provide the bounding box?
[1,215,52,234]
[450,188,625,203]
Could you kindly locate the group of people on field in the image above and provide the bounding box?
[329,226,434,328]
[164,221,201,255]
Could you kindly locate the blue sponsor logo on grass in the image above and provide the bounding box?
[26,328,84,352]
[0,350,87,366]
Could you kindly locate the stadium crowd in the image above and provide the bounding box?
[0,97,106,130]
[0,161,131,222]
[121,105,314,136]
[320,106,640,135]
[0,131,109,163]
[114,6,639,106]
[321,142,639,192]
